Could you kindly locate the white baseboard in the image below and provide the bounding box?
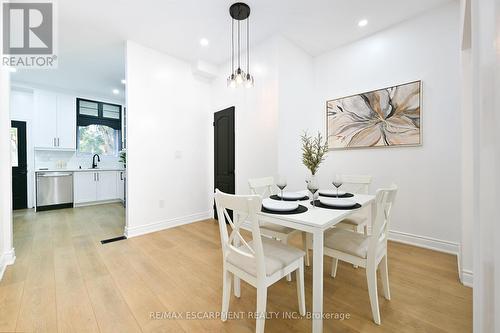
[387,230,460,255]
[125,211,212,238]
[461,269,473,288]
[0,248,16,281]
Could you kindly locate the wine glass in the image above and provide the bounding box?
[307,177,319,207]
[332,174,343,197]
[276,176,287,200]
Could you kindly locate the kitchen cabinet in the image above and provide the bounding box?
[96,171,117,201]
[34,91,57,148]
[34,90,76,150]
[74,172,97,203]
[56,94,77,149]
[117,171,125,201]
[74,171,119,204]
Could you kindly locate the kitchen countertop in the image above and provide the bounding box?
[35,168,125,173]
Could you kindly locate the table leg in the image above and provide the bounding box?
[312,230,324,333]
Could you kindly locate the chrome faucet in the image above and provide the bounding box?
[92,154,100,169]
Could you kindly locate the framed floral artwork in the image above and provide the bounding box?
[326,80,422,149]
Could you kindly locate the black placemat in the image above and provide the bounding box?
[261,205,308,215]
[310,200,361,210]
[318,192,354,198]
[270,194,310,201]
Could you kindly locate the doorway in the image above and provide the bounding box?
[213,107,235,218]
[11,120,27,210]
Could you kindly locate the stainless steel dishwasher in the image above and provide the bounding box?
[36,172,74,211]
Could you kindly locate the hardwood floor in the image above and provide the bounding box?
[0,204,472,332]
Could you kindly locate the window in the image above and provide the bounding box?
[77,98,122,155]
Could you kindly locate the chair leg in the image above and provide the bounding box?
[302,232,310,267]
[380,255,391,300]
[305,233,312,266]
[296,259,306,316]
[331,258,338,278]
[353,225,359,268]
[256,287,268,333]
[234,275,241,298]
[222,269,232,321]
[281,237,292,281]
[366,264,381,325]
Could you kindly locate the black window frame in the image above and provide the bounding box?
[76,98,123,155]
[76,98,122,130]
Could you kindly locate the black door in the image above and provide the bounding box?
[214,107,235,218]
[11,121,28,210]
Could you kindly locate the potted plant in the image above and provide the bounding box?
[301,131,329,179]
[119,149,126,168]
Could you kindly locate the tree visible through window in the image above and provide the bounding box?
[76,98,122,156]
[78,124,120,155]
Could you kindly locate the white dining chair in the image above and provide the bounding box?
[248,177,310,269]
[324,185,398,325]
[214,189,306,333]
[336,174,373,235]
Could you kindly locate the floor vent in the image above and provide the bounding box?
[100,236,127,244]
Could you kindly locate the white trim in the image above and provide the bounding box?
[73,199,122,208]
[0,248,16,281]
[124,211,212,238]
[461,269,473,288]
[387,230,460,255]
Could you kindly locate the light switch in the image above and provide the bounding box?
[175,150,182,159]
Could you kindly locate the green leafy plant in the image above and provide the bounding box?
[301,131,329,175]
[119,149,126,166]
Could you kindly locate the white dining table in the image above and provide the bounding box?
[257,193,376,333]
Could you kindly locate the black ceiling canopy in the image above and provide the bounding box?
[229,2,250,21]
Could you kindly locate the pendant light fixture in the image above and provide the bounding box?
[227,2,254,88]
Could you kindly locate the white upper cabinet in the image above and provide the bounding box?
[56,94,76,149]
[34,90,58,148]
[34,90,76,150]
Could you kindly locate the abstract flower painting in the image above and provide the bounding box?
[326,81,421,149]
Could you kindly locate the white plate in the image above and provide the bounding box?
[319,189,346,196]
[262,198,299,212]
[318,197,357,208]
[277,191,305,200]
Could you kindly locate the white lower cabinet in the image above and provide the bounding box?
[74,172,97,203]
[96,171,117,201]
[74,171,120,205]
[117,171,125,201]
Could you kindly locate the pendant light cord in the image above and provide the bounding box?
[238,20,241,69]
[246,17,250,74]
[231,19,234,73]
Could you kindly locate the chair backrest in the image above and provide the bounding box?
[248,176,275,198]
[214,189,266,278]
[367,184,398,262]
[341,174,372,194]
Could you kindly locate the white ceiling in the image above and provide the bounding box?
[12,0,452,101]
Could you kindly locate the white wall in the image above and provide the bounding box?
[471,0,500,330]
[0,69,15,279]
[307,3,462,251]
[125,41,212,237]
[211,37,281,196]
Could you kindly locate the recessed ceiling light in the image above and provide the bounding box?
[200,38,209,47]
[121,79,126,84]
[9,67,17,73]
[112,89,120,95]
[358,19,368,27]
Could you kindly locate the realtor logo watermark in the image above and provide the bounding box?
[2,0,57,68]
